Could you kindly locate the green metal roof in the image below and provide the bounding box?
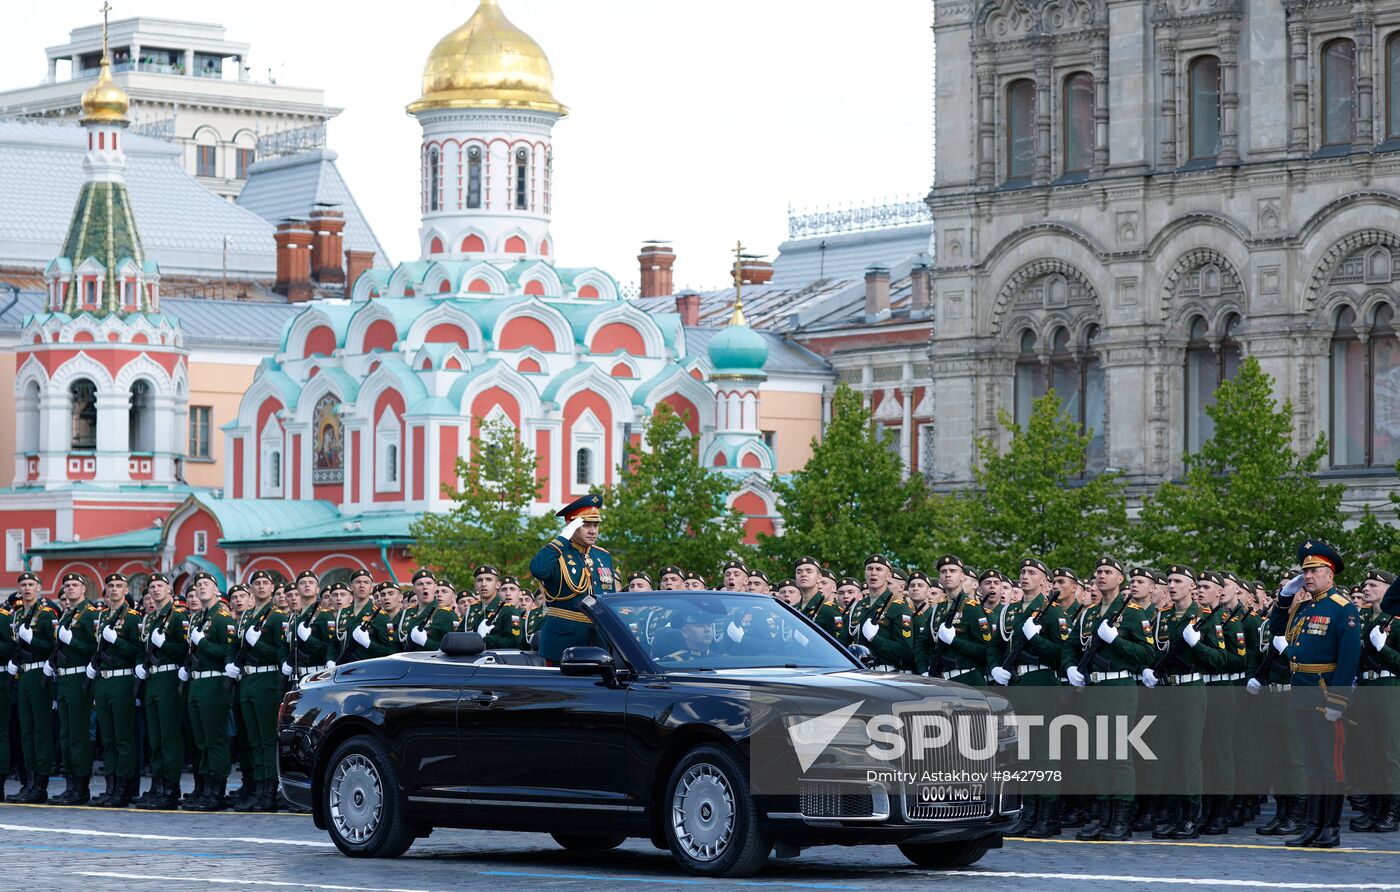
[182,493,341,545]
[29,526,162,555]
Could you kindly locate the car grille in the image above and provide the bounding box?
[799,780,887,819]
[903,707,994,821]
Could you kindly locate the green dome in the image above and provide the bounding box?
[708,321,768,377]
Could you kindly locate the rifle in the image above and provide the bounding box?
[924,590,967,676]
[46,605,74,676]
[84,605,122,696]
[133,607,160,704]
[337,604,382,664]
[1150,600,1227,675]
[223,605,275,694]
[998,591,1058,674]
[1074,592,1133,677]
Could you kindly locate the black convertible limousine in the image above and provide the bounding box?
[278,590,1020,877]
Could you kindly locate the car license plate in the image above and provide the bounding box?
[915,782,984,805]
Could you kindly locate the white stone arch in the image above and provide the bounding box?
[496,226,535,255]
[356,362,426,427]
[603,355,640,379]
[290,370,348,429]
[515,260,563,297]
[231,128,257,149]
[568,268,619,300]
[60,314,105,344]
[726,479,778,519]
[345,300,406,355]
[1316,288,1364,330]
[582,301,666,358]
[411,343,471,373]
[639,365,716,432]
[569,407,606,487]
[1357,288,1400,327]
[235,370,298,429]
[191,124,222,145]
[1157,244,1250,325]
[282,305,341,359]
[491,296,573,353]
[459,261,509,295]
[113,352,173,393]
[550,363,636,425]
[404,301,485,352]
[988,254,1104,339]
[454,361,545,421]
[49,351,115,393]
[510,345,548,375]
[14,354,50,396]
[422,229,449,259]
[351,269,388,303]
[387,264,425,298]
[453,224,490,254]
[1305,229,1400,317]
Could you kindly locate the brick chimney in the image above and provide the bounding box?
[864,266,890,323]
[738,260,774,285]
[309,205,346,285]
[675,290,701,326]
[909,264,931,316]
[345,250,376,296]
[638,243,676,298]
[274,219,315,302]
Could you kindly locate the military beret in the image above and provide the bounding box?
[1150,569,1169,585]
[675,611,710,626]
[1052,567,1079,585]
[104,572,127,584]
[777,578,798,590]
[61,572,84,584]
[373,581,399,594]
[865,554,891,569]
[16,572,39,585]
[191,572,215,585]
[793,556,821,571]
[1020,558,1049,576]
[474,565,500,578]
[1166,565,1196,583]
[1220,571,1245,589]
[819,568,837,582]
[1128,566,1154,581]
[628,571,653,585]
[978,568,1004,584]
[1198,569,1225,587]
[435,578,456,591]
[838,577,860,588]
[659,566,685,579]
[249,570,273,584]
[936,555,965,572]
[350,568,373,582]
[411,568,436,583]
[1095,556,1124,574]
[296,570,318,583]
[890,566,908,581]
[328,581,350,594]
[1297,539,1344,575]
[684,570,706,584]
[908,570,931,585]
[1365,568,1397,585]
[749,569,770,584]
[721,559,748,574]
[147,572,170,585]
[499,576,519,587]
[228,584,250,596]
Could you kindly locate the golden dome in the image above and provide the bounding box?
[408,0,567,116]
[81,56,129,123]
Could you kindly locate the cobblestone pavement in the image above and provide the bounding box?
[6,778,1399,892]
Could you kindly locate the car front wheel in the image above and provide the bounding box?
[663,744,770,877]
[898,838,992,868]
[323,734,416,858]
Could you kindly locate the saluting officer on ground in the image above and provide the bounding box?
[529,494,614,664]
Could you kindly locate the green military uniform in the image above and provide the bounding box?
[530,494,613,662]
[6,590,57,802]
[401,600,457,653]
[798,590,844,640]
[465,595,523,649]
[91,596,142,807]
[0,605,13,787]
[918,593,991,684]
[141,593,191,797]
[848,589,915,671]
[1350,569,1400,832]
[289,599,338,674]
[184,597,237,811]
[337,599,377,663]
[362,602,402,658]
[232,596,287,811]
[1200,580,1247,835]
[52,594,100,804]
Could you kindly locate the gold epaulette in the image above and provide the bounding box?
[1330,593,1350,606]
[593,545,610,555]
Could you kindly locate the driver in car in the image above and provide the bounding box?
[662,612,715,663]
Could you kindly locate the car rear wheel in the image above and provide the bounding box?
[323,735,416,858]
[897,838,992,868]
[551,832,626,851]
[663,744,770,877]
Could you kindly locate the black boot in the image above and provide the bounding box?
[182,775,205,806]
[137,777,174,810]
[233,778,263,812]
[51,773,77,806]
[90,775,117,808]
[1076,799,1110,840]
[1258,796,1296,835]
[1310,794,1344,848]
[67,775,90,806]
[1374,796,1399,833]
[133,778,163,809]
[106,777,133,808]
[1202,795,1229,835]
[1061,798,1085,828]
[258,779,280,813]
[183,776,226,812]
[16,775,48,804]
[1226,796,1248,827]
[1153,797,1182,838]
[1351,794,1385,832]
[1009,796,1038,836]
[1167,799,1202,839]
[1285,795,1325,847]
[1131,796,1157,833]
[1025,798,1062,838]
[1100,800,1133,841]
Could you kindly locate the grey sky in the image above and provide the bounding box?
[1,1,933,291]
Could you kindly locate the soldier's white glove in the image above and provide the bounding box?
[1370,625,1388,651]
[727,622,744,644]
[224,663,241,680]
[861,618,880,641]
[1272,635,1288,653]
[297,622,312,642]
[325,660,336,669]
[561,517,585,541]
[1246,677,1262,695]
[135,664,149,681]
[151,628,166,649]
[190,627,205,646]
[1140,668,1159,687]
[5,662,16,676]
[1066,665,1087,687]
[1281,574,1306,597]
[1021,614,1041,640]
[1096,621,1118,644]
[42,662,54,678]
[1182,623,1201,648]
[1324,707,1343,722]
[244,627,261,646]
[793,629,810,647]
[990,666,1012,685]
[475,620,493,637]
[17,625,32,643]
[936,623,957,645]
[84,664,97,680]
[410,626,428,646]
[176,667,188,683]
[281,661,292,677]
[57,626,73,645]
[101,625,118,644]
[352,626,371,648]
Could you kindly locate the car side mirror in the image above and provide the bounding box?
[848,643,876,668]
[560,645,614,680]
[441,631,486,657]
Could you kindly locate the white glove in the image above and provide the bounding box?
[352,626,371,648]
[281,661,292,677]
[861,618,880,641]
[17,625,32,643]
[1021,614,1041,640]
[1141,668,1159,687]
[224,663,241,680]
[41,662,54,678]
[1066,665,1086,687]
[1370,625,1388,652]
[84,664,97,680]
[561,517,584,541]
[57,626,73,645]
[325,660,336,669]
[937,623,957,645]
[1246,677,1261,695]
[1281,574,1305,597]
[1096,621,1118,644]
[135,664,148,681]
[5,662,16,676]
[244,627,261,646]
[410,626,428,646]
[990,666,1012,685]
[1272,635,1288,653]
[727,622,745,644]
[190,627,204,646]
[101,625,117,644]
[151,628,166,649]
[297,622,312,642]
[1324,707,1343,722]
[1182,623,1201,648]
[475,621,493,637]
[793,629,810,647]
[176,667,188,683]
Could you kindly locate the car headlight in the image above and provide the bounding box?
[785,713,871,748]
[996,710,1019,745]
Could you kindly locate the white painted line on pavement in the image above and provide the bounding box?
[0,822,334,848]
[78,873,446,892]
[943,871,1400,890]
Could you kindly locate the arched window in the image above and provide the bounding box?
[575,447,592,487]
[428,147,441,212]
[1011,325,1105,474]
[1063,72,1094,174]
[1185,314,1242,453]
[1332,302,1400,467]
[514,147,529,210]
[18,380,40,454]
[1006,79,1035,183]
[70,379,97,450]
[1322,39,1356,148]
[375,410,402,493]
[1188,56,1221,161]
[128,380,154,453]
[260,421,283,498]
[466,146,482,209]
[1014,329,1043,427]
[1388,34,1400,140]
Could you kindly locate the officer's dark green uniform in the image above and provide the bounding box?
[523,596,546,644]
[0,601,13,789]
[466,574,526,649]
[356,583,401,658]
[184,588,237,811]
[794,558,844,639]
[919,559,991,684]
[232,578,288,812]
[6,574,57,803]
[140,574,190,802]
[52,580,99,805]
[91,584,142,808]
[1351,569,1400,832]
[337,596,377,664]
[530,494,613,663]
[846,555,914,671]
[291,594,339,673]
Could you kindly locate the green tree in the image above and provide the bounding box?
[1133,356,1345,577]
[409,417,555,584]
[951,391,1127,574]
[761,385,940,575]
[1344,505,1400,577]
[597,404,747,577]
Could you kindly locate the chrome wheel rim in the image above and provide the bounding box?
[671,763,735,861]
[329,753,383,844]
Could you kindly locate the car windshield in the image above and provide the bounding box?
[602,592,857,671]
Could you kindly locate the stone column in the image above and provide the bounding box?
[1159,33,1179,169]
[1218,22,1241,165]
[39,391,69,486]
[1034,55,1053,183]
[1092,45,1110,175]
[1355,5,1375,148]
[95,391,129,483]
[1288,20,1311,153]
[977,60,997,187]
[900,384,915,480]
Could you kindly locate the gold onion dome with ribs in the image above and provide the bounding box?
[408,0,567,116]
[81,54,129,123]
